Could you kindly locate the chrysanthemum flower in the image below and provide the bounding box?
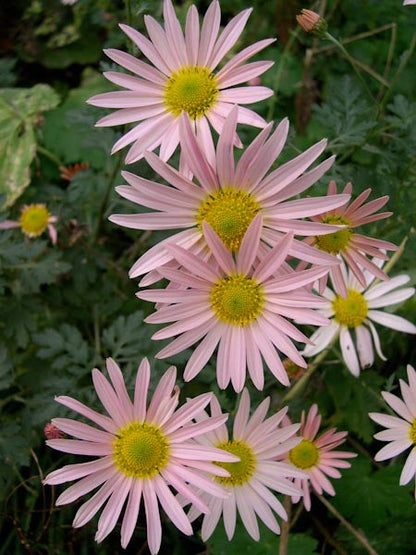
[110,109,348,283]
[87,0,276,163]
[303,263,416,376]
[300,181,396,297]
[284,404,356,511]
[43,357,238,554]
[0,203,58,244]
[138,214,331,391]
[369,365,416,498]
[185,389,306,541]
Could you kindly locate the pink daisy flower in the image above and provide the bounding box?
[87,0,275,163]
[43,357,238,553]
[0,203,58,244]
[284,404,356,511]
[300,180,396,297]
[369,365,416,498]
[303,262,416,376]
[110,108,349,284]
[185,389,306,541]
[137,214,331,391]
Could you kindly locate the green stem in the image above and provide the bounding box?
[125,0,132,26]
[278,496,292,555]
[94,154,123,242]
[316,494,378,555]
[267,29,300,121]
[378,29,416,115]
[280,339,337,405]
[324,32,376,104]
[36,145,63,168]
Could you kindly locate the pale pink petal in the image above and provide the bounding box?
[198,0,221,67]
[55,395,117,433]
[55,466,117,505]
[119,24,171,75]
[153,474,192,535]
[218,86,273,104]
[72,472,121,528]
[52,418,114,443]
[120,479,143,548]
[208,8,252,70]
[143,481,162,555]
[95,476,131,543]
[185,4,199,65]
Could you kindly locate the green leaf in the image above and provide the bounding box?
[0,84,60,208]
[33,324,93,374]
[332,456,414,532]
[323,366,384,442]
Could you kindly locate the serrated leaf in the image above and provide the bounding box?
[33,323,93,374]
[101,311,158,362]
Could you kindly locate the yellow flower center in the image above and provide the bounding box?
[215,440,255,486]
[314,215,352,254]
[289,439,320,469]
[112,422,170,478]
[210,274,264,326]
[164,65,218,119]
[19,204,50,238]
[332,289,368,328]
[410,420,416,444]
[197,189,261,251]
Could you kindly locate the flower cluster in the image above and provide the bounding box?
[40,0,416,552]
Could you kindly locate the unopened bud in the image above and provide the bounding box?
[283,358,306,381]
[296,9,328,36]
[44,422,65,440]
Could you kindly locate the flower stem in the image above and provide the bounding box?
[316,494,378,555]
[378,29,416,115]
[267,28,300,121]
[280,341,336,405]
[278,495,292,555]
[36,145,63,168]
[324,32,376,104]
[125,0,132,26]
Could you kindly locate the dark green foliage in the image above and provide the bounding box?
[0,0,415,553]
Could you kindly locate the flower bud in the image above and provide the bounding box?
[296,9,328,37]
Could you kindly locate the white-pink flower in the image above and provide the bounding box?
[185,389,306,541]
[87,0,275,163]
[284,404,356,511]
[110,108,348,284]
[43,357,238,554]
[303,262,416,376]
[0,203,58,244]
[138,214,331,391]
[370,365,416,498]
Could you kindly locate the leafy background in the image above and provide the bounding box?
[0,0,415,553]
